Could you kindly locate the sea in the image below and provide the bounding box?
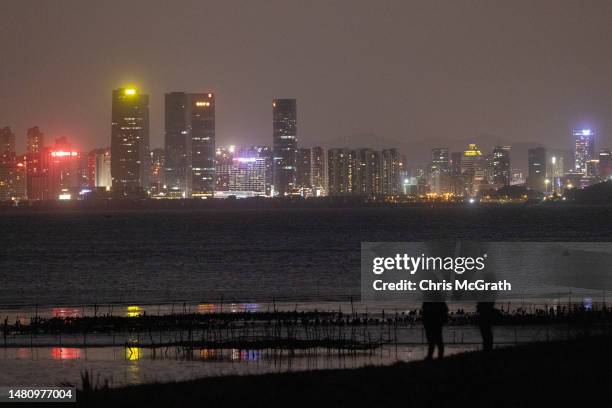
[0,205,610,387]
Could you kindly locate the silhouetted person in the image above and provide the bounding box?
[422,302,448,360]
[477,302,496,351]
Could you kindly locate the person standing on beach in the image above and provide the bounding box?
[422,301,449,360]
[477,301,496,351]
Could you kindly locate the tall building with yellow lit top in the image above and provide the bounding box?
[164,92,215,198]
[460,143,485,196]
[111,88,150,197]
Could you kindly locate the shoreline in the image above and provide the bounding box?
[76,335,611,407]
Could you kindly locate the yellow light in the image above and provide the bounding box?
[124,89,136,95]
[126,305,142,317]
[125,346,141,361]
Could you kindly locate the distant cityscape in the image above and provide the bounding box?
[0,87,610,203]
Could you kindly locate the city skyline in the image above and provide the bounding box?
[2,1,612,165]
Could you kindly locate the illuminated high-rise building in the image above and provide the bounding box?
[246,145,274,196]
[527,147,547,192]
[190,93,215,198]
[87,148,111,189]
[491,146,511,186]
[48,137,81,199]
[164,92,215,197]
[296,148,312,190]
[382,148,402,195]
[431,148,449,174]
[429,148,450,194]
[599,150,612,179]
[450,152,462,175]
[0,127,15,166]
[272,99,297,196]
[574,129,594,175]
[215,146,234,192]
[228,156,267,196]
[164,92,191,197]
[150,148,165,195]
[310,146,327,196]
[548,155,564,194]
[26,126,44,155]
[26,126,48,200]
[327,148,354,196]
[110,88,150,196]
[460,143,484,195]
[353,148,381,195]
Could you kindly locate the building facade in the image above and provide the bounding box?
[272,99,297,196]
[110,88,150,196]
[574,129,594,175]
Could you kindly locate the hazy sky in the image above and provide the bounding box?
[1,0,611,167]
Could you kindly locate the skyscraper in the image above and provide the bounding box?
[460,143,484,196]
[527,147,546,192]
[215,146,234,192]
[48,137,81,199]
[0,127,15,166]
[574,129,594,175]
[599,150,612,179]
[228,156,268,196]
[310,146,327,196]
[296,148,312,190]
[87,148,111,189]
[429,148,450,194]
[164,92,191,197]
[0,127,15,200]
[190,93,215,198]
[272,99,297,196]
[164,92,215,198]
[327,148,354,196]
[26,126,48,200]
[150,148,165,195]
[381,148,402,195]
[111,88,150,196]
[353,148,381,195]
[491,146,511,186]
[26,126,44,155]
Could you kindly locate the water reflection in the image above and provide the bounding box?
[197,303,260,314]
[197,304,217,313]
[51,347,81,360]
[52,308,80,318]
[231,349,261,362]
[125,346,141,361]
[126,306,142,317]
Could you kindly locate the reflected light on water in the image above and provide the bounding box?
[126,306,142,317]
[197,304,217,313]
[231,349,261,362]
[125,346,141,361]
[198,303,260,314]
[52,308,80,318]
[51,348,81,360]
[199,348,219,360]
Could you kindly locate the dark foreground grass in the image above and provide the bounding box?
[77,336,610,407]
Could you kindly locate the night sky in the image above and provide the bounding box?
[2,0,611,167]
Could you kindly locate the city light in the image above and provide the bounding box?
[124,88,136,95]
[51,151,78,157]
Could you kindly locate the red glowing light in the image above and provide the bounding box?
[51,348,81,360]
[51,151,78,157]
[52,308,80,318]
